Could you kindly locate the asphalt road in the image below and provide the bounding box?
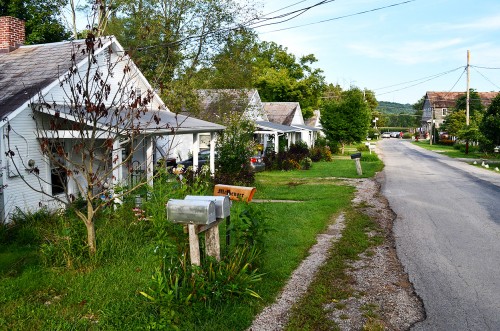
[377,139,500,331]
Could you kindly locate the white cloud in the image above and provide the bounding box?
[428,14,500,31]
[347,38,465,65]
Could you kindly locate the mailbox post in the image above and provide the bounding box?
[167,199,217,266]
[185,195,230,261]
[351,152,362,175]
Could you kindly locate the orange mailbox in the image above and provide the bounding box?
[213,184,256,202]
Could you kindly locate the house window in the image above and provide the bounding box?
[49,142,68,195]
[442,108,448,116]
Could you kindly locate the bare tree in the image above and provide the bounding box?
[5,32,172,255]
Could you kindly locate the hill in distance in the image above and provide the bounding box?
[376,101,414,115]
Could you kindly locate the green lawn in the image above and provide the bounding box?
[0,158,383,330]
[412,140,500,160]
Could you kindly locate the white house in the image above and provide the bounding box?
[194,90,318,153]
[262,102,320,147]
[0,16,223,221]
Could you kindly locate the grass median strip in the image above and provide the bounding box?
[285,207,383,331]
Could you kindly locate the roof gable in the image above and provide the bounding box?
[262,102,303,126]
[195,89,266,122]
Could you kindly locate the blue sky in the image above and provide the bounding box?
[255,0,500,104]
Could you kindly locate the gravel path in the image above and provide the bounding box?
[248,214,346,331]
[248,177,425,330]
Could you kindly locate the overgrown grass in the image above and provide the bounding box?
[0,160,376,330]
[285,208,384,330]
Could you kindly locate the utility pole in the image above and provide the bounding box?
[465,50,471,154]
[466,50,470,126]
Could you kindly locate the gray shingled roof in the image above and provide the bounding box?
[0,39,225,134]
[262,102,299,126]
[0,40,87,119]
[255,120,297,133]
[193,89,258,122]
[291,124,321,132]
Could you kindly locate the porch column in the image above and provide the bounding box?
[210,132,216,175]
[112,140,123,186]
[192,133,200,172]
[274,132,279,153]
[262,134,268,152]
[146,136,154,187]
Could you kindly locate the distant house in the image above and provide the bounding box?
[421,91,499,131]
[0,16,223,221]
[305,110,324,134]
[194,89,302,153]
[262,102,320,147]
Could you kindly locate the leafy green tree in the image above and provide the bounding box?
[320,88,371,154]
[364,88,378,112]
[0,0,69,44]
[193,28,259,89]
[252,41,326,118]
[215,113,256,186]
[454,89,484,118]
[413,95,425,111]
[104,0,257,113]
[413,109,423,127]
[480,93,500,149]
[442,110,466,138]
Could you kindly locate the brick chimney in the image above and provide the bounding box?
[0,16,25,53]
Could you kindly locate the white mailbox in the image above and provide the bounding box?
[184,195,231,219]
[166,199,216,225]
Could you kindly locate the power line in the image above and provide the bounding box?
[374,67,464,91]
[262,0,310,16]
[252,1,337,30]
[471,65,500,70]
[447,67,467,92]
[258,0,416,34]
[376,66,465,96]
[471,67,500,90]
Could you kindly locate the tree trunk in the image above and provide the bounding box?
[341,142,345,155]
[86,200,97,255]
[85,220,97,255]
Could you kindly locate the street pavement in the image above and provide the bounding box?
[377,139,500,331]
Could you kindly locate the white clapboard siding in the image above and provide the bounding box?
[2,109,50,218]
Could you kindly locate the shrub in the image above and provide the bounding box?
[310,147,323,162]
[310,146,333,162]
[458,144,479,153]
[301,157,313,170]
[361,153,380,162]
[367,127,380,139]
[403,132,412,139]
[282,158,301,171]
[288,142,310,161]
[321,146,334,161]
[439,139,455,146]
[230,202,272,249]
[356,143,370,152]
